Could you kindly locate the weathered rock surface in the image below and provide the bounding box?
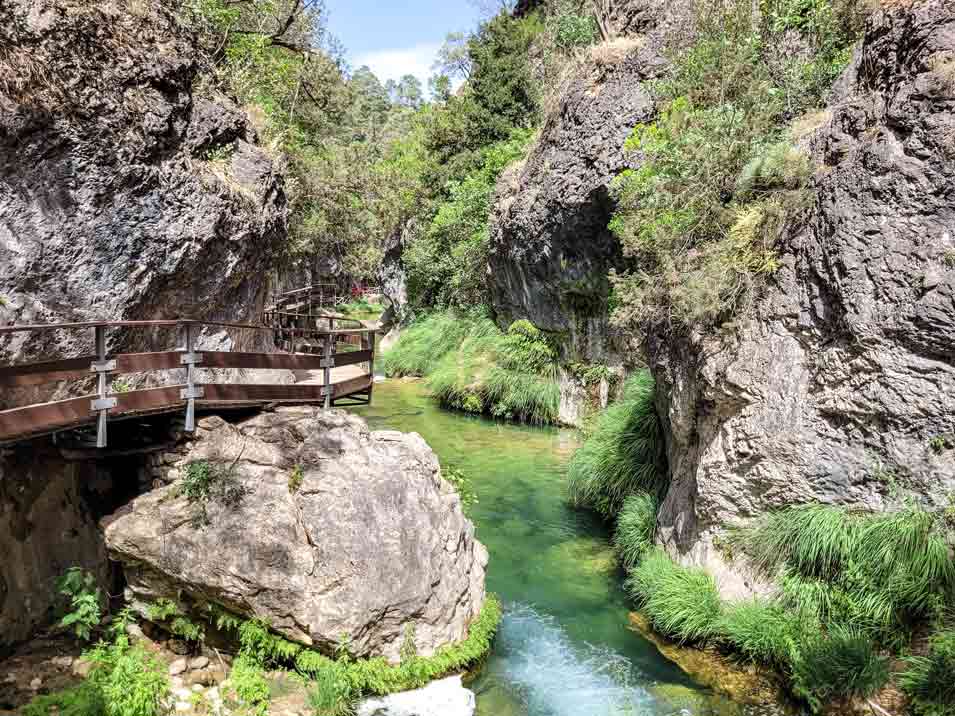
[0,445,108,650]
[487,0,693,362]
[103,408,489,663]
[357,676,476,716]
[0,0,287,407]
[650,0,955,590]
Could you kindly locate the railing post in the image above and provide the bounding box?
[180,322,204,433]
[323,331,334,410]
[367,330,375,406]
[90,325,116,448]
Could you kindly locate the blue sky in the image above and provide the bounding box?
[326,0,482,87]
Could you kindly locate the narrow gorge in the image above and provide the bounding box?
[1,0,953,715]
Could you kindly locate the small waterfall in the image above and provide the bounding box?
[488,603,659,716]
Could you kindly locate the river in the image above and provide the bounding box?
[354,379,745,716]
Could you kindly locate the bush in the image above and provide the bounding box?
[567,371,665,518]
[899,630,955,716]
[224,656,271,716]
[791,625,890,712]
[83,636,171,716]
[23,683,105,716]
[626,550,723,644]
[56,567,102,642]
[613,493,657,570]
[717,599,805,669]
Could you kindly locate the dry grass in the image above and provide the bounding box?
[928,52,955,94]
[589,36,644,68]
[790,110,832,142]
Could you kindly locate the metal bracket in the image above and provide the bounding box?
[180,353,204,366]
[180,386,205,400]
[90,359,117,373]
[320,358,335,369]
[91,397,118,411]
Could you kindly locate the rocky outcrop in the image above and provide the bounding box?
[487,0,692,362]
[650,0,955,588]
[103,408,489,663]
[0,0,287,406]
[357,675,476,716]
[0,446,108,651]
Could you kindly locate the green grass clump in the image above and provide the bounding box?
[717,598,804,669]
[791,625,889,711]
[23,683,105,716]
[567,371,664,518]
[613,493,658,570]
[385,311,559,424]
[626,549,723,644]
[899,630,955,716]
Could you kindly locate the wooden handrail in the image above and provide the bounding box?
[0,316,377,446]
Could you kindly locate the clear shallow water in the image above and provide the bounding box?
[353,380,742,716]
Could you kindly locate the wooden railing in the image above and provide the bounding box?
[0,319,376,448]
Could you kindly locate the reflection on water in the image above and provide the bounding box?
[353,380,741,716]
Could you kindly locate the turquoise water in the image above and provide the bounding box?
[353,380,741,716]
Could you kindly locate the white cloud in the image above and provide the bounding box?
[354,42,442,89]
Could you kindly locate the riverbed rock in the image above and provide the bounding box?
[650,0,955,589]
[356,675,476,716]
[103,408,488,663]
[0,0,287,409]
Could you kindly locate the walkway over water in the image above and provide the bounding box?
[0,311,377,448]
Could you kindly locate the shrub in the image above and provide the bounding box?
[626,550,723,644]
[23,682,105,716]
[717,599,805,669]
[613,493,657,570]
[84,635,171,716]
[899,630,955,716]
[567,371,665,518]
[224,655,271,716]
[791,625,890,712]
[180,460,247,527]
[56,567,102,642]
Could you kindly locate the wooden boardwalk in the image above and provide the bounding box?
[0,313,377,448]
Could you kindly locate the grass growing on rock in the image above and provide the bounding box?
[384,311,559,423]
[899,630,955,716]
[613,493,658,570]
[567,370,664,518]
[626,549,723,644]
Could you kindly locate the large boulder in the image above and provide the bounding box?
[103,408,489,663]
[650,0,955,592]
[0,0,287,407]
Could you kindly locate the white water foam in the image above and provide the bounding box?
[492,603,660,716]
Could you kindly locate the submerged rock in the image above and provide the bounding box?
[103,408,488,664]
[356,675,476,716]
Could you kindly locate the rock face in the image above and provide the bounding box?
[357,676,476,716]
[487,0,692,362]
[0,445,108,651]
[650,0,955,589]
[103,408,489,663]
[0,0,287,406]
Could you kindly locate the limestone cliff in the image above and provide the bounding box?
[489,0,955,590]
[0,0,287,387]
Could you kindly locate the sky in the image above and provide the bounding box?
[325,0,483,88]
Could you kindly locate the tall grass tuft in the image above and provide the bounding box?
[613,492,658,570]
[899,629,955,716]
[383,312,488,377]
[717,598,805,669]
[567,371,665,518]
[791,625,890,711]
[626,549,723,644]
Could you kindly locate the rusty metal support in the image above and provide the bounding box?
[180,322,204,432]
[90,326,116,448]
[367,331,376,406]
[323,333,334,410]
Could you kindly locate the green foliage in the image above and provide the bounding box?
[790,625,889,711]
[734,503,955,638]
[23,683,105,716]
[717,599,805,669]
[385,312,560,424]
[289,465,304,494]
[626,550,723,644]
[405,129,534,310]
[180,460,247,526]
[609,0,861,330]
[84,635,171,716]
[568,362,618,387]
[546,0,598,53]
[443,465,478,512]
[144,598,178,623]
[899,630,955,716]
[224,656,271,716]
[56,567,102,642]
[612,493,657,570]
[567,371,665,518]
